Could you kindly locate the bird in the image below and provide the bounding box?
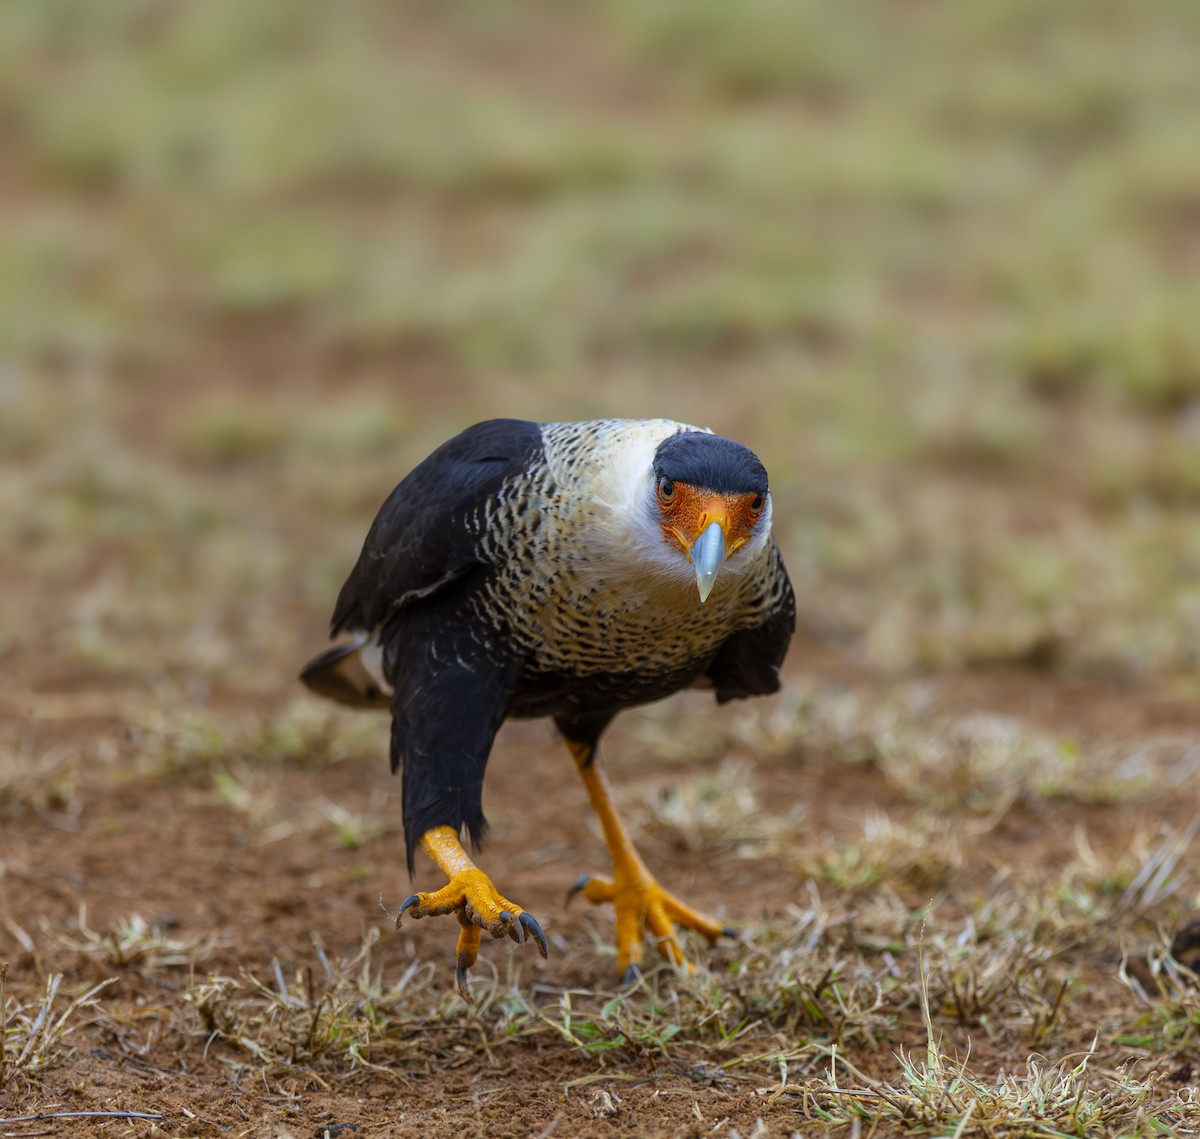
[301,417,794,998]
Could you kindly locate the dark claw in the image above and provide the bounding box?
[519,912,549,958]
[566,873,591,904]
[455,959,473,1003]
[396,894,421,926]
[620,963,642,987]
[721,927,741,940]
[508,913,526,945]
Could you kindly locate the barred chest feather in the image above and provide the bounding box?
[467,419,777,677]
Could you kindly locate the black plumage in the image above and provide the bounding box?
[330,418,544,639]
[653,431,769,501]
[302,416,794,985]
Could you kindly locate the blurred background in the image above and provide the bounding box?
[5,0,1200,704]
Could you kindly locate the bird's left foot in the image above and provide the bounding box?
[568,869,735,980]
[397,869,547,1001]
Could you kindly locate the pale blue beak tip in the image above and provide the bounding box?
[692,520,726,603]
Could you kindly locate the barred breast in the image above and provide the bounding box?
[467,419,781,678]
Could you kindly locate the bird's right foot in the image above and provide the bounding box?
[396,869,547,1001]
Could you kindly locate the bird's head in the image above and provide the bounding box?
[651,431,772,603]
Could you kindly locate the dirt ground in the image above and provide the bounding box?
[6,632,1200,1136]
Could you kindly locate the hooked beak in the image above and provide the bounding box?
[690,519,726,603]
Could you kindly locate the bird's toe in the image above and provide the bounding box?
[396,894,422,924]
[566,873,592,904]
[396,868,546,996]
[519,911,549,958]
[454,959,472,1002]
[573,868,727,978]
[567,873,616,906]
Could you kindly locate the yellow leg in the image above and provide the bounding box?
[396,825,547,1000]
[567,741,732,980]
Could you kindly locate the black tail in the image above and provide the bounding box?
[300,642,390,710]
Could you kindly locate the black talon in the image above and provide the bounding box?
[519,912,549,958]
[721,927,741,940]
[620,963,642,987]
[455,959,473,1003]
[396,894,421,925]
[499,908,512,925]
[566,873,591,904]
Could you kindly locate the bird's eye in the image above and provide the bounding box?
[658,478,676,502]
[750,494,765,513]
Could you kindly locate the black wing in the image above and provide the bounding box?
[327,419,543,868]
[330,418,544,636]
[706,540,795,703]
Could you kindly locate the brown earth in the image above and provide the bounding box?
[6,632,1200,1137]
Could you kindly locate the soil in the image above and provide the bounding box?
[5,626,1200,1137]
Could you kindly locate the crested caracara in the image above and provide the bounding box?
[302,418,794,997]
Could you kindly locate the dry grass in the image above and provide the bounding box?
[9,869,1198,1131]
[0,728,81,822]
[48,909,228,974]
[1,965,116,1092]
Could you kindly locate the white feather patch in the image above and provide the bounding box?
[358,636,393,697]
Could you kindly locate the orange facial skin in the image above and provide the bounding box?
[657,482,765,560]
